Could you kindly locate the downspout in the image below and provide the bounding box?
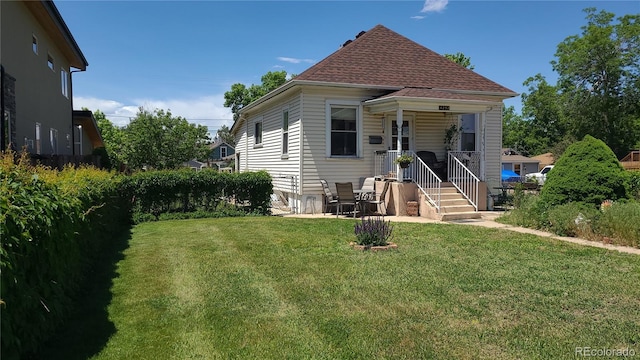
[69,69,84,155]
[298,91,304,214]
[1,65,5,152]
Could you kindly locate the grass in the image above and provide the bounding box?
[41,217,640,359]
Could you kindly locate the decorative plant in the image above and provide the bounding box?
[444,123,462,152]
[354,216,394,247]
[394,154,414,167]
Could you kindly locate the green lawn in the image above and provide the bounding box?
[42,217,640,359]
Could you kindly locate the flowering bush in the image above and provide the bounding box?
[354,216,393,246]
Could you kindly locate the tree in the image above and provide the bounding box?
[224,70,290,121]
[215,124,235,146]
[444,52,475,70]
[540,135,628,207]
[93,109,126,170]
[502,105,528,153]
[551,8,640,158]
[122,108,210,170]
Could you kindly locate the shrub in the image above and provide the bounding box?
[546,202,601,237]
[496,193,550,230]
[0,151,130,358]
[540,135,628,207]
[354,216,393,247]
[594,201,640,247]
[628,171,640,201]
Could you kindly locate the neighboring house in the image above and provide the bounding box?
[531,152,555,171]
[620,150,640,170]
[1,0,98,160]
[231,25,517,216]
[184,159,207,171]
[72,110,104,155]
[209,141,235,162]
[501,148,540,177]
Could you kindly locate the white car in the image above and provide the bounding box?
[526,165,554,185]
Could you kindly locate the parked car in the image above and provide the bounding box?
[526,165,554,185]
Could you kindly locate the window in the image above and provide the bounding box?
[282,109,289,155]
[66,133,71,149]
[35,123,41,154]
[460,114,476,151]
[32,35,38,54]
[50,128,58,154]
[3,110,10,150]
[74,125,83,155]
[47,54,54,71]
[220,146,227,158]
[329,105,358,156]
[254,121,262,145]
[61,69,69,97]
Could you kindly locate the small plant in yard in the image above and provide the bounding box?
[394,154,414,168]
[354,216,394,247]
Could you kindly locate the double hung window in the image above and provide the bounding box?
[328,104,359,157]
[282,109,289,155]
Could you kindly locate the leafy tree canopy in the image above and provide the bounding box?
[122,108,210,170]
[215,124,235,147]
[224,71,291,122]
[444,52,475,70]
[516,8,640,158]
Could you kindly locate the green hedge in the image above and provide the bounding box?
[0,153,131,359]
[122,169,273,221]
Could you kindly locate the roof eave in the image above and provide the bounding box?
[364,96,503,114]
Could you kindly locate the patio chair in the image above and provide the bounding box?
[366,180,390,216]
[335,182,359,218]
[320,179,338,215]
[416,151,447,180]
[359,177,376,200]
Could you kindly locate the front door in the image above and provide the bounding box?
[386,116,414,151]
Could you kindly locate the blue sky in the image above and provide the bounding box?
[56,0,639,135]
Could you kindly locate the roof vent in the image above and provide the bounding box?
[341,39,352,48]
[355,31,366,38]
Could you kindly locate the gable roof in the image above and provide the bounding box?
[209,140,234,150]
[295,24,515,95]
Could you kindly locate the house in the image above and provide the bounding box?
[620,150,640,170]
[207,140,235,170]
[1,0,100,162]
[531,152,555,171]
[209,141,235,161]
[231,25,517,218]
[501,148,540,178]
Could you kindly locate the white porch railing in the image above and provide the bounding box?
[373,150,443,212]
[448,151,481,178]
[447,152,479,211]
[412,153,443,211]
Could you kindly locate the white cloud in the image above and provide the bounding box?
[421,0,448,13]
[411,15,426,20]
[277,56,315,64]
[74,95,233,135]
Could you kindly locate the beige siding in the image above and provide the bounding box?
[300,87,386,198]
[241,92,302,194]
[414,113,453,160]
[1,1,74,155]
[484,106,503,192]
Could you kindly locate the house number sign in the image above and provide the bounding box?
[438,105,450,111]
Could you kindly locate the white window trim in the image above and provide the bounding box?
[325,99,363,158]
[35,122,41,154]
[32,34,38,55]
[457,113,479,151]
[61,69,69,98]
[220,145,227,158]
[254,116,263,148]
[47,53,55,71]
[282,107,289,156]
[385,113,416,152]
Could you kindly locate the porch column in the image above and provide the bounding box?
[396,108,403,182]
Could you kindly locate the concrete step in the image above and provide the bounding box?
[440,211,482,221]
[440,198,471,206]
[440,204,476,213]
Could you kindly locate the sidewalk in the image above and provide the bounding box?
[281,210,640,255]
